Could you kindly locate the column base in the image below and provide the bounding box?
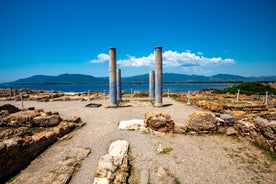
[109,104,118,108]
[154,103,163,107]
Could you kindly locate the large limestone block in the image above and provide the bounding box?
[108,140,129,157]
[118,119,145,130]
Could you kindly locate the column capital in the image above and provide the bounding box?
[155,46,162,49]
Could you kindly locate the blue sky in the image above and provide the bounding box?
[0,0,275,82]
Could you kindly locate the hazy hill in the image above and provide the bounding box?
[2,73,276,85]
[7,74,105,85]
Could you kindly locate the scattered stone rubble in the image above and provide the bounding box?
[119,112,175,134]
[236,117,276,152]
[119,110,276,153]
[0,88,106,102]
[175,90,276,153]
[92,140,131,184]
[177,88,276,113]
[144,112,175,133]
[0,104,85,183]
[186,111,276,152]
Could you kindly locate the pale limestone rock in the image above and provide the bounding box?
[118,119,145,130]
[108,140,129,157]
[96,154,115,177]
[156,166,177,184]
[157,144,164,153]
[93,140,130,183]
[93,178,110,184]
[157,166,167,178]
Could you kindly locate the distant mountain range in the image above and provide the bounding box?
[2,73,276,85]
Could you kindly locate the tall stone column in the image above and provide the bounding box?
[116,69,122,101]
[109,48,117,107]
[149,70,155,100]
[154,46,163,107]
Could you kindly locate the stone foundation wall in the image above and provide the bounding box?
[0,105,83,183]
[187,112,276,152]
[236,117,276,152]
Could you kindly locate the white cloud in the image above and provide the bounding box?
[117,54,154,67]
[118,50,235,67]
[90,53,109,63]
[90,50,235,68]
[197,51,203,55]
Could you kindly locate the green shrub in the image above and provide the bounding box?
[217,82,276,95]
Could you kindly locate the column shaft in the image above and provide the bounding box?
[109,48,117,107]
[116,69,122,101]
[155,46,163,106]
[149,70,155,100]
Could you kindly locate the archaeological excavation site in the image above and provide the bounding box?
[0,47,276,184]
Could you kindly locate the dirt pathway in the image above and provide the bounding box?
[2,98,275,184]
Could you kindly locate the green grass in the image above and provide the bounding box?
[163,147,173,153]
[84,147,91,151]
[64,156,72,161]
[229,134,240,141]
[67,162,74,167]
[262,150,276,161]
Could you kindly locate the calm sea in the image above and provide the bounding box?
[0,83,237,93]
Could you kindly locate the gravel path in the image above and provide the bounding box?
[2,98,275,184]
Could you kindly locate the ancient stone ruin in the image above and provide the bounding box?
[92,140,131,184]
[144,112,175,132]
[0,104,85,183]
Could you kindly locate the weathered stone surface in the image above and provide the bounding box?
[255,118,275,137]
[226,127,237,136]
[63,116,82,123]
[267,121,276,133]
[118,119,145,130]
[93,140,130,184]
[144,112,174,132]
[220,114,236,126]
[1,110,9,115]
[173,125,187,134]
[157,144,164,153]
[230,111,249,120]
[0,104,20,114]
[235,120,255,136]
[234,117,276,152]
[187,112,218,133]
[0,110,83,183]
[95,154,115,178]
[33,115,62,127]
[42,147,91,184]
[156,166,177,184]
[93,178,110,184]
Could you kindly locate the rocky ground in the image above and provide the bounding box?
[0,97,275,184]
